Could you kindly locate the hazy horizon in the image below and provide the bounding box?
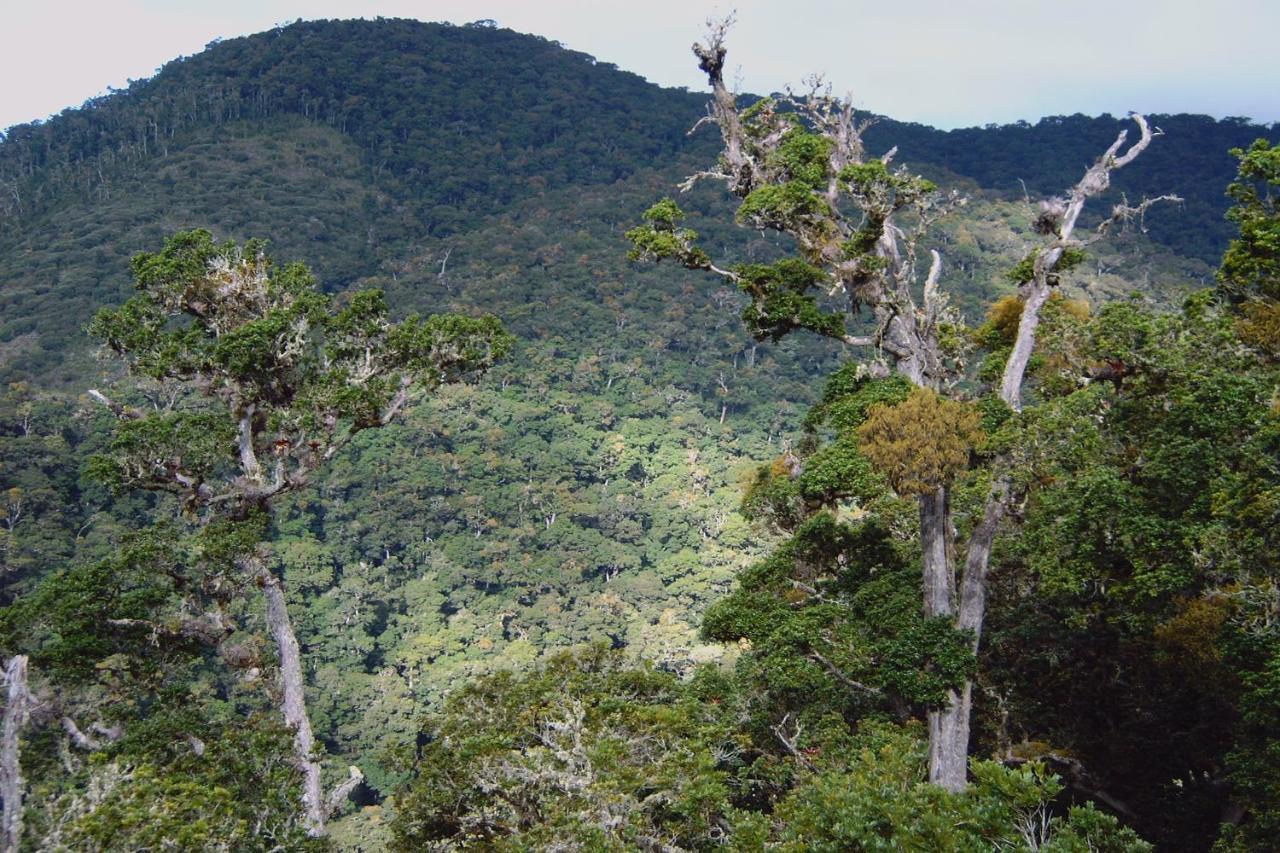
[4,0,1278,134]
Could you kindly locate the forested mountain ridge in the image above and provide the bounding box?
[0,18,1274,384]
[0,17,1277,851]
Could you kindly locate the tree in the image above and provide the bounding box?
[389,646,1149,850]
[1219,138,1280,356]
[628,21,1172,790]
[82,229,512,835]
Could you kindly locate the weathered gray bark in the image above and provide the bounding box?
[327,766,364,816]
[260,570,326,837]
[1,656,29,853]
[920,488,968,790]
[920,488,953,619]
[957,482,1009,644]
[925,482,1009,789]
[1001,116,1156,411]
[929,683,971,792]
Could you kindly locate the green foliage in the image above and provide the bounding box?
[734,259,845,342]
[0,17,1268,848]
[804,369,913,433]
[89,228,511,516]
[737,181,832,230]
[1219,139,1280,303]
[767,723,1148,852]
[390,647,746,851]
[770,128,834,190]
[1218,138,1280,356]
[0,527,190,682]
[1006,246,1087,285]
[87,412,236,496]
[389,649,1140,852]
[625,199,712,268]
[740,457,806,531]
[796,435,880,506]
[36,715,322,851]
[703,514,973,712]
[982,296,1280,847]
[838,159,937,208]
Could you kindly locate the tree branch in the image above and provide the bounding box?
[61,717,120,750]
[237,403,263,482]
[1000,114,1161,411]
[87,389,143,421]
[808,651,882,696]
[326,766,364,817]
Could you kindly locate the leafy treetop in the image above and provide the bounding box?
[88,229,513,517]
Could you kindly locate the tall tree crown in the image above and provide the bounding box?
[88,229,513,516]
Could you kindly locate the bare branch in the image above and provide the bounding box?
[237,404,264,482]
[378,375,415,427]
[1093,193,1184,240]
[808,651,882,697]
[1000,114,1164,411]
[61,717,120,751]
[677,168,730,193]
[922,249,944,330]
[326,766,364,816]
[106,613,230,646]
[770,713,814,769]
[87,389,143,421]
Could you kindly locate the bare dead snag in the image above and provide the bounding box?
[1001,115,1165,411]
[1,656,29,853]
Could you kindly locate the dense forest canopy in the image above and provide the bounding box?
[0,16,1277,851]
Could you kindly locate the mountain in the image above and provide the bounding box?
[1,19,1275,384]
[1,17,1276,842]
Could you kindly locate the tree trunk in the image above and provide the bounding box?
[919,487,969,790]
[260,572,326,837]
[924,483,1010,791]
[929,683,971,792]
[957,482,1008,643]
[920,487,953,618]
[1,656,29,853]
[1000,282,1051,412]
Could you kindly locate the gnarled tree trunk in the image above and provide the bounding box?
[926,117,1167,789]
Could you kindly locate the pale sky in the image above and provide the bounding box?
[2,0,1277,133]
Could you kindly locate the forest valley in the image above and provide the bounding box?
[0,17,1278,852]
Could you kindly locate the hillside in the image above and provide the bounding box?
[1,18,1277,849]
[1,19,1274,384]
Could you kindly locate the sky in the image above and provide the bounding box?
[2,0,1277,132]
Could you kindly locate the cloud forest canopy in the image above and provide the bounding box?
[0,16,1276,852]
